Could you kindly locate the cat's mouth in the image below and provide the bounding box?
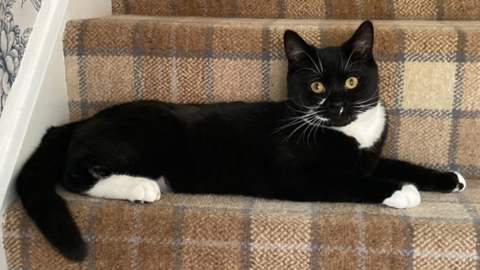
[326,110,355,127]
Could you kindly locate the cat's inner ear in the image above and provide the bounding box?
[343,21,374,59]
[284,30,310,64]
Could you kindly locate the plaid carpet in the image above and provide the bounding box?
[112,0,480,20]
[63,17,480,178]
[4,181,480,269]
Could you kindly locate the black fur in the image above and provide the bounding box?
[16,21,462,261]
[16,123,87,261]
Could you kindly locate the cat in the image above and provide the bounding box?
[16,21,465,262]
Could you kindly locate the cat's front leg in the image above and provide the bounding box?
[335,176,422,209]
[372,158,466,193]
[282,176,421,209]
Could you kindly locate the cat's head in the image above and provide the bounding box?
[284,21,379,127]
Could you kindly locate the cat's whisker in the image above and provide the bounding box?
[289,98,319,111]
[283,120,312,144]
[285,101,319,115]
[272,120,305,136]
[307,116,325,148]
[285,105,309,114]
[345,60,366,73]
[315,49,324,73]
[297,122,311,144]
[352,102,377,109]
[353,98,377,106]
[347,68,368,81]
[301,114,325,145]
[274,111,320,134]
[352,90,379,105]
[353,88,379,102]
[275,115,314,131]
[297,49,322,76]
[292,67,320,78]
[313,117,328,146]
[344,45,369,72]
[339,51,344,71]
[344,45,359,72]
[298,96,316,109]
[384,118,394,128]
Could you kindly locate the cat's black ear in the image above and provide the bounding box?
[284,30,310,64]
[343,21,374,59]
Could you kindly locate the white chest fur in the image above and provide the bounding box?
[330,102,386,149]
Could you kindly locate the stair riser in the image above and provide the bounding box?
[112,0,480,20]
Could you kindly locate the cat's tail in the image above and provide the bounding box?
[15,122,87,262]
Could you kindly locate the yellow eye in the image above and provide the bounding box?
[310,82,325,93]
[345,77,358,89]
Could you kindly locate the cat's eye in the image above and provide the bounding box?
[345,77,359,89]
[310,82,325,93]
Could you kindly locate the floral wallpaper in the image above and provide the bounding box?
[0,0,41,118]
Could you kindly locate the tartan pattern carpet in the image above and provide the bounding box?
[112,0,480,21]
[4,181,480,269]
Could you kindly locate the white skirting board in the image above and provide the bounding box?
[0,0,111,268]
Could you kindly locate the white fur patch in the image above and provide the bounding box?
[86,175,161,202]
[331,102,386,149]
[452,172,466,192]
[383,184,421,209]
[157,176,173,193]
[383,191,407,209]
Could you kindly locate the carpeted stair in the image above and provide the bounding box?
[4,1,480,269]
[112,0,480,20]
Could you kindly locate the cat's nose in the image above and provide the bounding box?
[329,101,345,115]
[329,101,344,110]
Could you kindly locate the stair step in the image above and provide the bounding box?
[112,0,480,20]
[4,181,480,268]
[63,16,480,177]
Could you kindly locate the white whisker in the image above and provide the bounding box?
[297,50,322,76]
[292,67,320,78]
[315,49,324,73]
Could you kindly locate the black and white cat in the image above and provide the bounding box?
[16,21,465,262]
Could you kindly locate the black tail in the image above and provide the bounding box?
[16,122,87,261]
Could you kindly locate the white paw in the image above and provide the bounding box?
[401,185,421,207]
[86,175,161,202]
[383,184,421,209]
[383,191,407,209]
[452,172,466,192]
[127,178,161,202]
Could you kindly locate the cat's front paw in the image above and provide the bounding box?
[452,172,466,192]
[383,184,421,209]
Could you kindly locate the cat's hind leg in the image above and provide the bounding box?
[62,163,165,203]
